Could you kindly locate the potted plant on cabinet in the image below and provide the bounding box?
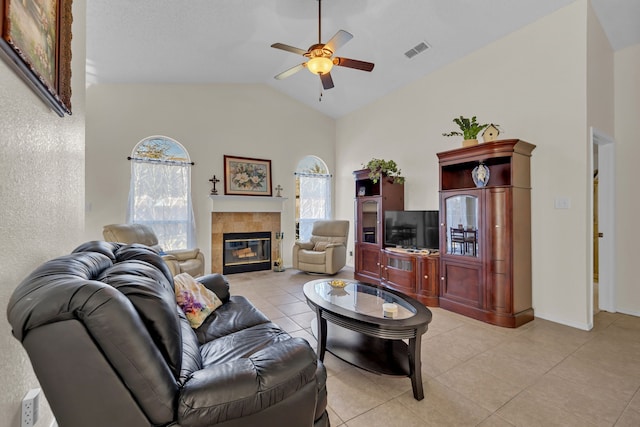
[442,116,490,147]
[363,158,405,184]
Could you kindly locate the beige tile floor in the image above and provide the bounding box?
[228,267,640,427]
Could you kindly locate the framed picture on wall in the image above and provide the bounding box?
[224,155,272,196]
[0,0,73,116]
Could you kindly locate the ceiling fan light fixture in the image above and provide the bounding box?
[271,0,373,88]
[307,56,333,75]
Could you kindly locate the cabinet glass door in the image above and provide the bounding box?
[444,194,479,257]
[361,200,379,244]
[386,256,413,272]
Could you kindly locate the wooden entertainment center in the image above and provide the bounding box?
[354,139,535,328]
[353,169,440,307]
[380,247,440,307]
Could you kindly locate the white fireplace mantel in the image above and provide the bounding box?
[209,195,288,213]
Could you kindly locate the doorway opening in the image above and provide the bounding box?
[590,127,616,319]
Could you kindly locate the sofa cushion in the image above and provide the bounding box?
[179,258,205,278]
[298,249,327,265]
[199,322,291,366]
[178,307,203,386]
[313,241,330,251]
[295,241,315,250]
[103,223,159,247]
[114,243,174,285]
[73,240,119,262]
[196,274,230,304]
[100,259,183,380]
[179,338,319,426]
[174,273,222,328]
[195,296,270,344]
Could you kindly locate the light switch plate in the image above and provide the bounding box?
[554,196,571,209]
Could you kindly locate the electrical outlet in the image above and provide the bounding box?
[22,388,40,427]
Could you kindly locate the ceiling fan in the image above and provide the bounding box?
[271,0,375,90]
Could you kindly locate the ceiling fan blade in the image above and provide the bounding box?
[274,63,306,80]
[271,43,308,56]
[319,72,334,90]
[324,30,353,54]
[334,57,375,72]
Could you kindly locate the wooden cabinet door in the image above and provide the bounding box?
[440,190,481,258]
[485,187,513,314]
[440,258,484,309]
[381,252,416,294]
[356,198,380,245]
[439,189,484,309]
[418,256,440,306]
[355,244,381,283]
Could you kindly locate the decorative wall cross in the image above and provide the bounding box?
[209,175,220,195]
[275,184,283,197]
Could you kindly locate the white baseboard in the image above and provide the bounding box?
[617,307,640,317]
[534,311,592,331]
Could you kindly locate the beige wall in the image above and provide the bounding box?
[336,1,600,329]
[614,43,640,315]
[586,1,615,317]
[85,83,336,271]
[587,3,615,137]
[0,1,86,425]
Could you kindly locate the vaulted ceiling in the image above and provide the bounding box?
[86,0,640,118]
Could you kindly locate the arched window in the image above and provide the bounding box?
[295,156,331,240]
[127,136,195,250]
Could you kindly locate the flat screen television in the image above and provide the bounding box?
[384,210,440,250]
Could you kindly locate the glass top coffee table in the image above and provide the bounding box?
[303,279,432,400]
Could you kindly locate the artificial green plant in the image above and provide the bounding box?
[442,116,490,140]
[363,158,405,184]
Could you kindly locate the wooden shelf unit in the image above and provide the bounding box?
[437,139,535,327]
[353,169,404,284]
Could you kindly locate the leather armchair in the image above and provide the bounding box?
[7,241,329,427]
[293,220,349,275]
[103,223,205,277]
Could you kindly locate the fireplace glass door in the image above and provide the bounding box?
[223,232,271,274]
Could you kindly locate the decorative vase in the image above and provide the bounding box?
[273,232,285,272]
[463,139,479,148]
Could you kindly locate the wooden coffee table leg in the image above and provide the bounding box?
[408,333,424,400]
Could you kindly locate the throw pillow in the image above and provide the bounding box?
[174,273,222,328]
[313,241,330,251]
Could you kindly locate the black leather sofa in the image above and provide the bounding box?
[7,241,329,427]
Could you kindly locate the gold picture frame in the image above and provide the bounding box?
[224,155,272,196]
[0,0,73,116]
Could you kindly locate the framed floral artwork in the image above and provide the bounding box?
[224,155,272,196]
[0,0,73,116]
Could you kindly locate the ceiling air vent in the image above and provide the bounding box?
[404,41,430,59]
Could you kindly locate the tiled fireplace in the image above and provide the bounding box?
[210,192,286,274]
